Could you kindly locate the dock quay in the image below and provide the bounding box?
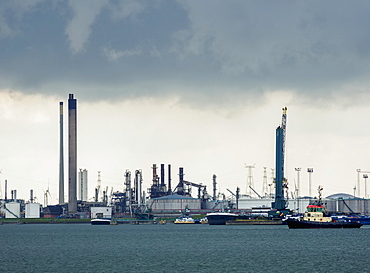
[227,220,282,225]
[117,219,160,225]
[0,219,166,225]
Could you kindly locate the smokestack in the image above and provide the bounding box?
[30,189,34,203]
[152,164,158,186]
[236,187,240,209]
[59,101,64,204]
[179,167,184,183]
[168,164,172,194]
[177,167,184,195]
[68,94,77,212]
[160,164,165,186]
[4,179,7,201]
[95,188,98,202]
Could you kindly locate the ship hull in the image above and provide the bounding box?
[337,216,370,225]
[91,219,111,225]
[206,213,238,225]
[287,219,362,229]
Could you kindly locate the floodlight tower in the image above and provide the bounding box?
[357,169,361,197]
[363,174,368,199]
[307,168,313,197]
[295,167,301,198]
[262,167,268,197]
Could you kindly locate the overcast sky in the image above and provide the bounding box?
[1,0,370,204]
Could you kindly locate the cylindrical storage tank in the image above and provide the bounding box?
[5,202,21,218]
[149,194,201,211]
[25,203,40,218]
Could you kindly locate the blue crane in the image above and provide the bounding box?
[271,107,289,213]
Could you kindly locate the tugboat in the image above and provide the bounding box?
[287,186,362,229]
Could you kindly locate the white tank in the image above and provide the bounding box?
[25,203,40,218]
[5,202,21,218]
[148,194,201,211]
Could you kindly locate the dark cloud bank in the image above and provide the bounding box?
[0,0,370,103]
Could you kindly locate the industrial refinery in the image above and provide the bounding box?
[0,94,369,222]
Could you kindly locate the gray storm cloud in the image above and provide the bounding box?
[65,0,109,54]
[0,0,370,103]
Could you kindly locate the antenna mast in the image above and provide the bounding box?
[262,167,268,197]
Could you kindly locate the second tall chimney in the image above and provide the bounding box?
[68,94,77,212]
[59,102,64,204]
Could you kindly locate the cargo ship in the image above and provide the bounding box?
[206,212,239,225]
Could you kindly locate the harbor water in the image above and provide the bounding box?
[1,224,370,273]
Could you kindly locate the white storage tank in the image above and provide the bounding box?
[5,202,21,218]
[148,194,201,211]
[25,203,41,218]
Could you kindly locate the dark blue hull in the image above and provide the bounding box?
[345,217,370,225]
[287,219,362,229]
[206,213,238,225]
[91,219,111,225]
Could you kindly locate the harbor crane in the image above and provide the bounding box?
[271,107,290,216]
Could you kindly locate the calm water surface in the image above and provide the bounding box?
[1,224,369,273]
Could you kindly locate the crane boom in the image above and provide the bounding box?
[249,186,262,199]
[226,188,236,197]
[281,106,287,177]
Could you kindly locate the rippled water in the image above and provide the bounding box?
[1,223,369,272]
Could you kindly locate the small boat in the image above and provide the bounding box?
[287,186,362,229]
[282,214,301,225]
[199,217,208,224]
[206,212,239,225]
[91,218,116,225]
[174,216,195,224]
